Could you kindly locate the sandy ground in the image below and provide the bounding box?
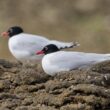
[0,59,110,110]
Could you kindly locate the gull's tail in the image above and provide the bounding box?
[49,40,80,49]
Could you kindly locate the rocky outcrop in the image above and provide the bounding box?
[0,59,110,110]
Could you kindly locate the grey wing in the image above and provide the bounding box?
[49,52,77,70]
[15,33,49,54]
[49,51,104,70]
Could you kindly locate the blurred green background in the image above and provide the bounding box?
[0,0,110,60]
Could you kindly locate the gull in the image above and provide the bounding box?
[1,26,79,62]
[36,44,110,75]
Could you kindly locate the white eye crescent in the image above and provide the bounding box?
[9,29,13,33]
[45,47,48,50]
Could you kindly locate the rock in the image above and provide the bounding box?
[90,61,110,73]
[0,59,15,68]
[0,59,110,110]
[0,107,10,110]
[22,96,33,106]
[36,104,58,110]
[45,80,70,93]
[1,99,21,109]
[0,93,18,100]
[60,103,89,110]
[15,106,28,110]
[27,84,45,92]
[18,66,50,85]
[0,80,11,91]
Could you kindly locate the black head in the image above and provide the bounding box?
[42,44,60,54]
[7,26,23,37]
[36,44,60,55]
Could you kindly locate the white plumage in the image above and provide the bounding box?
[1,26,79,62]
[9,33,77,62]
[36,44,110,75]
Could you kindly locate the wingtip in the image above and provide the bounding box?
[68,42,80,48]
[59,42,80,50]
[72,42,80,47]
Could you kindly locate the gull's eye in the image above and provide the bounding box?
[8,29,13,33]
[45,47,48,51]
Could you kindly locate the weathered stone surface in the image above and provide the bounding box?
[0,59,110,110]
